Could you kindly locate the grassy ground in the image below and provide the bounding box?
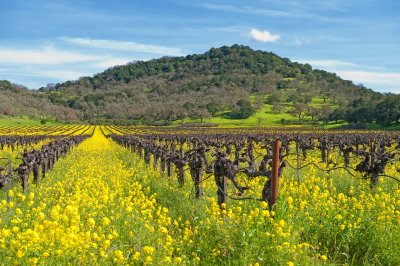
[172,97,344,129]
[0,95,397,130]
[0,116,63,126]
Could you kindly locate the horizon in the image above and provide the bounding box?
[0,0,399,93]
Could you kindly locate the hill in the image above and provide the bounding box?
[40,45,383,125]
[0,80,78,123]
[2,45,399,126]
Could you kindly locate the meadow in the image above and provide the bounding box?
[170,97,340,128]
[0,125,399,265]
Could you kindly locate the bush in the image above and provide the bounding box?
[230,99,255,119]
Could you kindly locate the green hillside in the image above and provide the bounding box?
[0,80,78,123]
[41,45,385,126]
[1,45,399,127]
[0,116,63,126]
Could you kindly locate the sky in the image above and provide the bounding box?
[0,0,399,93]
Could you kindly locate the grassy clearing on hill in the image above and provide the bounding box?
[172,97,344,128]
[0,116,63,127]
[1,94,398,130]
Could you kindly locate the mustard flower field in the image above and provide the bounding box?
[0,126,399,265]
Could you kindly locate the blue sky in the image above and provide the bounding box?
[0,0,399,93]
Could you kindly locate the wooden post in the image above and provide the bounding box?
[296,141,301,183]
[222,176,228,211]
[217,175,228,212]
[326,147,330,169]
[6,159,12,203]
[7,159,11,175]
[270,139,280,206]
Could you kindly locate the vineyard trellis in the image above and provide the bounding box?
[0,125,94,195]
[109,127,400,210]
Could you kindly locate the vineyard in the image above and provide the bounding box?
[0,125,399,265]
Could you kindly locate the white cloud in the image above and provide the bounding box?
[202,3,234,11]
[0,69,87,80]
[40,70,87,80]
[336,70,400,86]
[293,37,310,46]
[201,3,291,17]
[0,42,148,88]
[294,59,400,92]
[0,47,98,64]
[297,59,358,68]
[243,6,292,17]
[93,58,132,68]
[249,28,280,42]
[62,37,185,56]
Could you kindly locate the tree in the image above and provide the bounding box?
[286,91,311,105]
[286,91,302,104]
[231,99,255,119]
[162,104,179,122]
[307,106,320,121]
[0,102,15,116]
[266,93,281,105]
[191,108,212,122]
[317,80,330,103]
[253,96,264,111]
[318,105,333,125]
[302,93,312,104]
[289,103,307,122]
[183,101,196,111]
[374,95,400,125]
[330,108,346,123]
[345,107,374,124]
[271,103,285,114]
[262,70,281,94]
[277,79,290,90]
[206,102,222,116]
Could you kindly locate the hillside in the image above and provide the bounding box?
[2,45,398,126]
[0,80,78,123]
[37,45,382,125]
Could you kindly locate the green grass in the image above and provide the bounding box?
[172,103,293,127]
[0,116,63,126]
[172,97,344,128]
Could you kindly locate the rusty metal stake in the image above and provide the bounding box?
[222,175,228,211]
[216,175,228,212]
[296,141,301,183]
[270,139,280,206]
[4,159,13,203]
[7,159,12,174]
